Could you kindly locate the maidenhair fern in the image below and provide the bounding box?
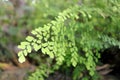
[18,0,120,80]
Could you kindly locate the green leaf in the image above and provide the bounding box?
[48,46,53,50]
[18,56,25,63]
[18,45,26,49]
[89,71,95,76]
[42,43,48,47]
[33,44,41,51]
[44,37,48,41]
[18,51,23,57]
[31,30,37,35]
[43,32,47,36]
[41,48,46,54]
[71,58,77,67]
[45,48,49,53]
[51,21,56,25]
[37,40,41,44]
[44,25,50,30]
[26,36,34,42]
[33,39,37,42]
[48,42,54,46]
[36,35,42,40]
[49,52,54,58]
[21,42,30,46]
[46,34,50,39]
[27,45,32,53]
[51,37,55,41]
[73,61,77,67]
[70,48,74,52]
[35,27,42,33]
[23,50,28,56]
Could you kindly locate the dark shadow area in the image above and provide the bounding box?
[100,46,120,79]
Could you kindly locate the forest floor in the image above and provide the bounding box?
[0,63,119,80]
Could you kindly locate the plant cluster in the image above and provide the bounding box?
[18,0,120,80]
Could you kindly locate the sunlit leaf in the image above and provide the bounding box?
[18,56,25,63]
[18,45,26,49]
[33,44,41,51]
[21,42,30,45]
[31,30,37,35]
[26,36,34,42]
[23,50,28,56]
[18,51,23,57]
[27,45,32,53]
